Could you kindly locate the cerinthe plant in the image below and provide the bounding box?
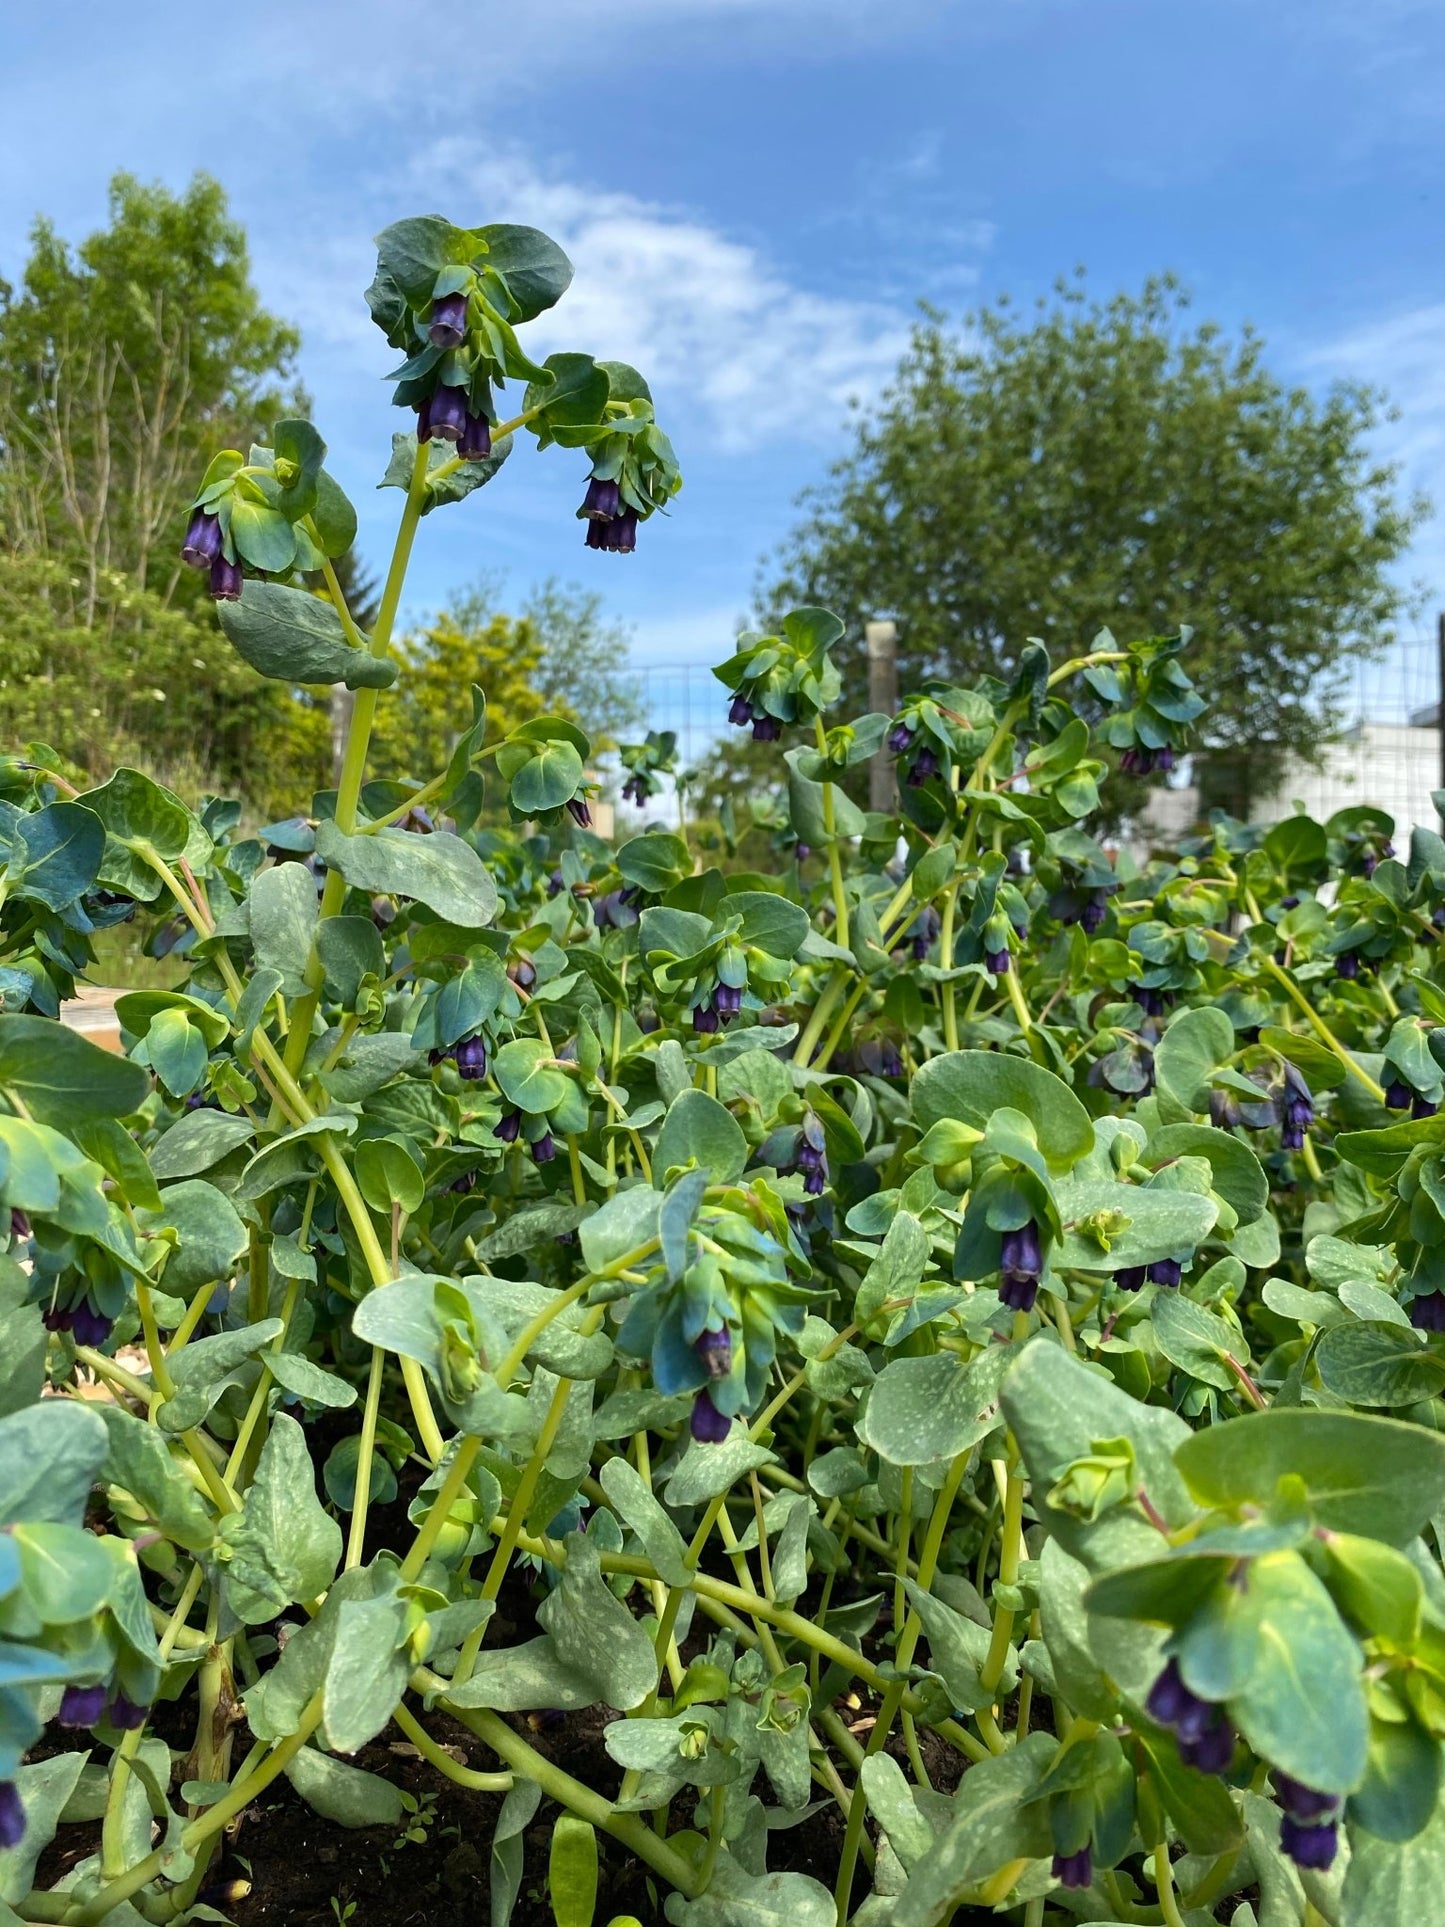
[4,213,1445,1927]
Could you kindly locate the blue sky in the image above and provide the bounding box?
[3,0,1445,728]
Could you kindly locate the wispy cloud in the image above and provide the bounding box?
[351,142,919,453]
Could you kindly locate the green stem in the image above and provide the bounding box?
[1261,956,1386,1101]
[345,1345,386,1568]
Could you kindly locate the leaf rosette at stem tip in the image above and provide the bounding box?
[181,419,358,602]
[713,606,845,741]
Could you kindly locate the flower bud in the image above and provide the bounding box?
[728,693,755,729]
[531,1132,556,1165]
[494,1110,522,1144]
[887,721,914,755]
[566,797,592,829]
[907,746,940,787]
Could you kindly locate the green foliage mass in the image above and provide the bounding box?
[764,274,1426,806]
[4,212,1445,1927]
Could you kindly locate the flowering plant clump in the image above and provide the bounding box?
[5,217,1445,1927]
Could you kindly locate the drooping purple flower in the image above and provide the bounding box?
[1385,1078,1413,1111]
[1335,951,1361,981]
[999,1220,1044,1312]
[694,1325,733,1380]
[728,693,755,729]
[510,956,538,992]
[566,797,592,829]
[458,410,492,462]
[887,721,915,755]
[421,383,468,444]
[1147,1658,1235,1775]
[1279,1064,1314,1152]
[986,944,1011,976]
[1080,889,1110,935]
[690,1389,732,1444]
[547,868,565,897]
[494,1109,523,1144]
[107,1692,149,1731]
[584,517,608,551]
[904,907,940,964]
[209,555,243,602]
[453,1034,488,1082]
[1148,1258,1183,1289]
[429,290,469,349]
[1116,1266,1148,1292]
[752,714,781,742]
[795,842,811,861]
[1051,1846,1092,1890]
[578,475,621,523]
[58,1683,109,1728]
[594,887,640,931]
[621,773,651,807]
[1129,983,1170,1018]
[181,509,222,570]
[711,982,743,1022]
[693,1002,721,1035]
[531,1132,556,1165]
[1209,1089,1243,1130]
[1410,1290,1445,1332]
[0,1783,23,1851]
[1155,746,1176,773]
[70,1299,114,1348]
[787,1116,830,1197]
[907,746,940,788]
[1274,1774,1340,1824]
[598,507,638,554]
[1415,1095,1440,1120]
[1280,1818,1338,1870]
[879,1041,904,1079]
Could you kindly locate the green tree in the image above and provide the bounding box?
[375,577,645,787]
[0,173,317,809]
[765,276,1426,802]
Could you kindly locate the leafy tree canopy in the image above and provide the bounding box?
[764,275,1427,801]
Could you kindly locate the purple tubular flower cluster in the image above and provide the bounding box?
[58,1683,109,1728]
[0,1782,23,1851]
[1274,1773,1340,1870]
[694,1325,732,1380]
[428,290,469,349]
[692,1002,720,1035]
[44,1298,114,1347]
[999,1220,1044,1312]
[1130,984,1170,1018]
[691,1389,731,1443]
[907,746,940,788]
[752,713,781,742]
[1279,1064,1314,1151]
[1335,950,1361,981]
[728,693,755,729]
[418,384,468,444]
[1410,1290,1445,1332]
[1052,1846,1093,1890]
[1148,1258,1183,1289]
[584,502,638,553]
[493,1109,522,1144]
[986,944,1011,977]
[887,721,914,755]
[454,1033,488,1082]
[1385,1078,1412,1111]
[1147,1658,1235,1774]
[712,981,744,1022]
[1080,888,1110,935]
[621,772,651,807]
[209,556,243,602]
[1119,746,1175,776]
[566,797,592,829]
[181,509,222,570]
[789,1117,830,1196]
[531,1133,556,1165]
[904,907,941,964]
[1116,1266,1148,1292]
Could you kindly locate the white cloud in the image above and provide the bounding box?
[384,142,915,451]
